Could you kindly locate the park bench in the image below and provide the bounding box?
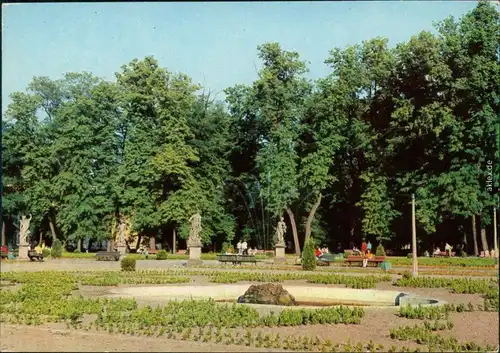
[96,251,120,261]
[216,254,257,265]
[344,255,386,267]
[317,253,343,266]
[1,246,8,259]
[28,249,44,262]
[432,251,455,258]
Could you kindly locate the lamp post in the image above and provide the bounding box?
[412,194,418,276]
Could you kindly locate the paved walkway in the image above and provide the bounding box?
[0,259,496,280]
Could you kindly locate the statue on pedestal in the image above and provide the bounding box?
[188,212,202,246]
[275,217,286,246]
[18,214,32,247]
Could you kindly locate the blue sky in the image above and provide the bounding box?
[2,1,478,112]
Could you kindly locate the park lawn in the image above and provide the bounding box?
[386,256,496,268]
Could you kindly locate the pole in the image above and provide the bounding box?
[412,194,418,276]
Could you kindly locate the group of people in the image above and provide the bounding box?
[315,247,330,259]
[235,240,258,255]
[480,249,498,258]
[360,239,374,267]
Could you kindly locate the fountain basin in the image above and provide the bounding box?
[106,284,445,308]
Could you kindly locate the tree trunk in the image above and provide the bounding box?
[77,238,82,252]
[1,221,5,246]
[285,208,300,257]
[461,226,468,255]
[173,228,177,254]
[48,219,57,240]
[472,215,479,256]
[480,227,489,252]
[304,193,322,244]
[135,235,142,251]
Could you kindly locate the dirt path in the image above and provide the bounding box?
[0,324,285,352]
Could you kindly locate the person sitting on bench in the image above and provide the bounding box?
[433,247,441,256]
[315,248,323,259]
[363,250,374,267]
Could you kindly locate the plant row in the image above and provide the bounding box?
[389,321,497,352]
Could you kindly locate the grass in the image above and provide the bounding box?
[386,257,496,268]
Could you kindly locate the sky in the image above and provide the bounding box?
[2,1,479,112]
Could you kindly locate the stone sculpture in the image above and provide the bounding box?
[188,212,202,246]
[18,214,32,246]
[275,217,286,246]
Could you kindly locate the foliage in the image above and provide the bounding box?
[50,240,63,258]
[41,248,51,258]
[375,243,386,256]
[301,238,317,271]
[156,250,168,260]
[120,257,136,272]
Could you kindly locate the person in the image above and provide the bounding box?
[424,250,430,257]
[237,240,243,255]
[315,248,323,259]
[242,240,248,255]
[367,241,372,252]
[433,247,441,257]
[484,249,490,258]
[445,243,453,257]
[361,239,367,254]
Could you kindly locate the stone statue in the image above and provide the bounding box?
[275,217,286,246]
[188,212,202,246]
[116,215,127,248]
[18,214,32,246]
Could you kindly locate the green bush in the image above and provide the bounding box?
[41,248,51,258]
[302,238,317,271]
[73,249,81,253]
[120,257,136,271]
[51,240,63,258]
[156,250,168,260]
[375,243,386,256]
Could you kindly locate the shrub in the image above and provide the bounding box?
[41,248,51,258]
[156,250,168,260]
[73,249,81,253]
[302,238,317,271]
[121,257,136,271]
[221,242,230,253]
[51,240,63,258]
[375,243,386,256]
[266,251,274,258]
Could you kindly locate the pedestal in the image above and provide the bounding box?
[188,245,202,267]
[117,246,127,256]
[274,245,286,264]
[18,244,29,260]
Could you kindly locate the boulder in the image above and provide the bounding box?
[237,283,296,306]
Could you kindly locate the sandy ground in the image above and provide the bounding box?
[0,324,285,352]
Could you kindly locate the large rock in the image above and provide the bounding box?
[237,283,296,306]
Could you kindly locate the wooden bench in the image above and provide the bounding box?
[96,251,120,261]
[216,254,257,265]
[432,251,456,258]
[28,250,44,262]
[345,255,386,267]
